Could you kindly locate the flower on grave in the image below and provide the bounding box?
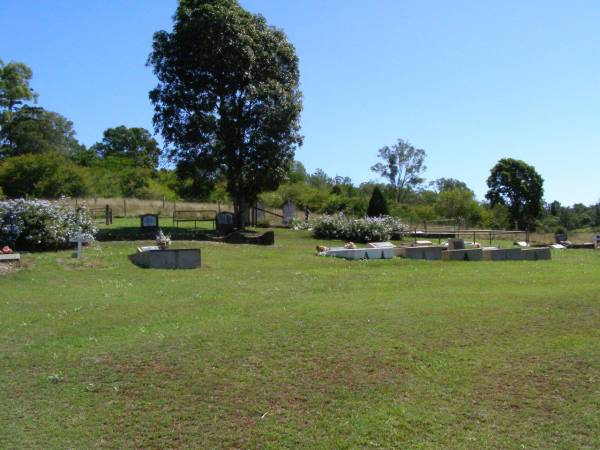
[1,246,13,254]
[156,229,171,250]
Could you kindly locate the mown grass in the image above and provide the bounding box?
[1,230,600,448]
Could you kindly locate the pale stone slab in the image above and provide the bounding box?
[415,240,432,246]
[368,242,395,249]
[0,253,20,262]
[325,248,394,260]
[442,248,483,261]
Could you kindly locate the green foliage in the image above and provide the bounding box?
[486,158,544,229]
[91,126,161,170]
[0,106,85,159]
[367,186,389,217]
[371,138,427,202]
[434,188,482,225]
[0,59,37,111]
[148,0,303,225]
[0,153,89,198]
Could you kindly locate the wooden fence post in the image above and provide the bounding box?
[123,198,127,217]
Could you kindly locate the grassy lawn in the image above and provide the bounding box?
[1,229,600,448]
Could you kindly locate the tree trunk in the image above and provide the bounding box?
[234,198,249,229]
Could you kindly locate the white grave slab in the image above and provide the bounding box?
[368,242,395,249]
[325,247,394,260]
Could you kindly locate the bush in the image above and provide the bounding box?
[0,199,96,250]
[312,213,404,242]
[367,186,389,217]
[0,153,90,198]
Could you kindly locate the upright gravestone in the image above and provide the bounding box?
[555,233,568,244]
[447,238,465,250]
[216,211,235,234]
[282,200,295,225]
[255,201,265,223]
[140,214,159,229]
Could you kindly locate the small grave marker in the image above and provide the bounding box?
[140,214,159,229]
[282,200,295,224]
[75,228,92,259]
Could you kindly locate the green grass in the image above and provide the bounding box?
[2,230,600,448]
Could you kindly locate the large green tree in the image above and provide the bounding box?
[148,0,303,226]
[486,158,544,229]
[0,59,37,112]
[371,139,427,203]
[0,106,85,159]
[91,126,161,170]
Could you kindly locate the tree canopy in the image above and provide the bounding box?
[0,106,85,159]
[486,158,544,229]
[91,126,161,170]
[148,0,303,225]
[371,139,426,202]
[0,59,37,112]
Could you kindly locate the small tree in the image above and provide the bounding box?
[486,158,544,229]
[371,139,426,202]
[367,186,389,217]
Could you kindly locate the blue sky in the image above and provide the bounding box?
[2,0,599,205]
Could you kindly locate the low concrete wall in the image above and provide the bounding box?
[521,247,551,260]
[325,248,395,260]
[398,246,444,260]
[130,248,201,269]
[442,248,483,261]
[482,248,524,261]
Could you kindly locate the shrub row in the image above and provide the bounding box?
[0,199,96,250]
[311,213,404,242]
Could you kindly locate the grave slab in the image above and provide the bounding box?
[0,253,20,263]
[325,247,394,260]
[442,248,483,261]
[368,242,395,249]
[130,248,201,269]
[482,248,523,261]
[521,247,551,260]
[400,246,444,260]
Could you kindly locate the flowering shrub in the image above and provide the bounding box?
[288,217,312,230]
[0,199,96,250]
[312,213,405,242]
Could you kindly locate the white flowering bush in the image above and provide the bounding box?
[0,199,96,250]
[288,217,312,230]
[312,213,405,242]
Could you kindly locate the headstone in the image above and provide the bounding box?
[447,238,464,250]
[140,214,159,229]
[75,228,92,259]
[282,200,295,224]
[255,201,265,222]
[594,234,600,248]
[216,211,235,234]
[555,233,568,244]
